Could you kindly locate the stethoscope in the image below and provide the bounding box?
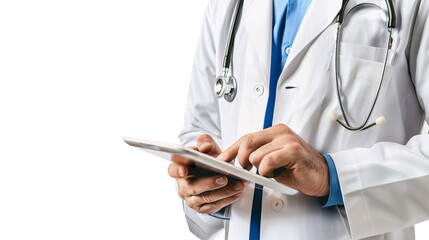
[214,0,244,103]
[214,0,396,132]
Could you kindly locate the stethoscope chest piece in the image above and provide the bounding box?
[215,75,237,102]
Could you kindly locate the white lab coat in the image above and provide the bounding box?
[179,0,429,239]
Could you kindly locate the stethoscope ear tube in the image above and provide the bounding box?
[386,0,396,28]
[338,0,396,29]
[333,0,395,131]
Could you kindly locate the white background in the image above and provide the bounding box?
[0,0,427,239]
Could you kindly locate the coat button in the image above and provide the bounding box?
[254,85,264,96]
[285,47,291,55]
[271,198,284,212]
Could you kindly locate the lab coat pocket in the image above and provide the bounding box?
[338,42,396,65]
[327,42,396,71]
[328,50,394,127]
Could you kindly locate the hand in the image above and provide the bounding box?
[168,134,245,214]
[217,124,329,197]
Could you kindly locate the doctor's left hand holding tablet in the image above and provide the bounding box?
[167,134,245,214]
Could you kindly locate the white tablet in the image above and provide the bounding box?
[123,137,298,195]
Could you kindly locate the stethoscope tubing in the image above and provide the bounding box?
[334,1,395,131]
[223,0,244,73]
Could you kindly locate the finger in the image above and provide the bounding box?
[197,134,222,156]
[236,133,276,170]
[236,142,256,170]
[186,181,244,208]
[248,142,281,169]
[218,132,273,168]
[198,192,243,214]
[168,163,188,178]
[176,178,188,199]
[258,149,293,178]
[171,147,197,166]
[183,175,229,196]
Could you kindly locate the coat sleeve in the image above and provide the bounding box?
[178,1,227,239]
[179,0,222,149]
[330,3,429,239]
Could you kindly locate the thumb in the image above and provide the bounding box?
[196,134,222,157]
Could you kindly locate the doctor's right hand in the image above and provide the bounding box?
[168,134,244,214]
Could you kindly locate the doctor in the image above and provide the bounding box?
[168,0,429,239]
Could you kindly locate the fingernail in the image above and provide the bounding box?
[179,167,185,177]
[215,177,226,186]
[217,153,225,161]
[233,182,243,191]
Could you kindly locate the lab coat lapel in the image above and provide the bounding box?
[244,0,273,85]
[281,0,342,78]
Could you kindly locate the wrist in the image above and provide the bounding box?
[316,153,330,197]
